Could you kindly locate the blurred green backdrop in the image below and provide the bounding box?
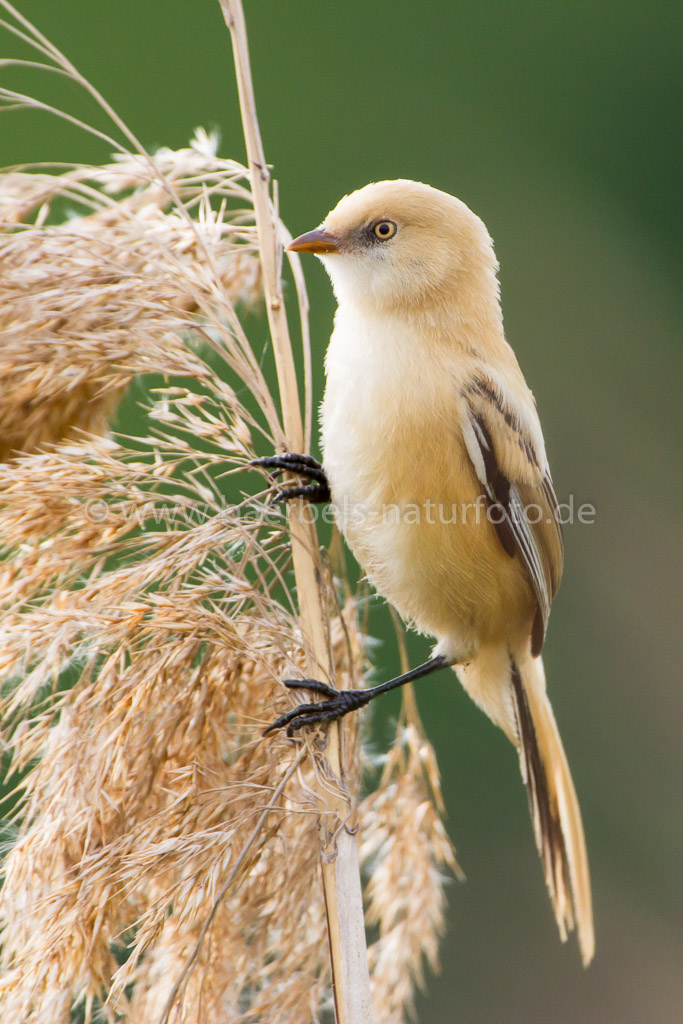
[2,2,681,1021]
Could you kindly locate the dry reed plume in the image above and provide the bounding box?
[0,2,457,1021]
[0,134,262,460]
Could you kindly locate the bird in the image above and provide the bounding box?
[254,179,594,965]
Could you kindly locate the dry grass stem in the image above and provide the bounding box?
[221,3,372,1022]
[0,3,458,1022]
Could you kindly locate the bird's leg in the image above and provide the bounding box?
[263,656,449,737]
[250,452,331,504]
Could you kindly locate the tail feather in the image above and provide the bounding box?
[456,645,594,965]
[509,653,594,965]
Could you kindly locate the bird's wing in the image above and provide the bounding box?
[460,374,564,655]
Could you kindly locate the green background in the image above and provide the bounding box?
[2,2,682,1021]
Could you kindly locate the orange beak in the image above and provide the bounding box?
[287,227,340,254]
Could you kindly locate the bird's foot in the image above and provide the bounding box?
[250,452,331,504]
[263,678,370,737]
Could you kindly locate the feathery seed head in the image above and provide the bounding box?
[0,25,457,1024]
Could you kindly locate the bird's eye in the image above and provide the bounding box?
[372,219,397,240]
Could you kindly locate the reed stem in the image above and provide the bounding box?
[220,3,373,1020]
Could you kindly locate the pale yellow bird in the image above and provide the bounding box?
[256,179,594,965]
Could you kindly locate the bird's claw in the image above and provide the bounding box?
[263,678,369,737]
[250,452,331,505]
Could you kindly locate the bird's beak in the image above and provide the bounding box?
[287,227,341,254]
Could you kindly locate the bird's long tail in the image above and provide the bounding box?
[457,646,594,965]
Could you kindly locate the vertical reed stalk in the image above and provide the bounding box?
[219,2,373,1021]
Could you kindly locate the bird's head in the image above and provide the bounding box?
[288,179,499,317]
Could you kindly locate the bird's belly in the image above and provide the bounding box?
[320,312,534,653]
[323,399,531,654]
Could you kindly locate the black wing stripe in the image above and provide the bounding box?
[509,483,550,625]
[468,409,551,646]
[470,413,516,556]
